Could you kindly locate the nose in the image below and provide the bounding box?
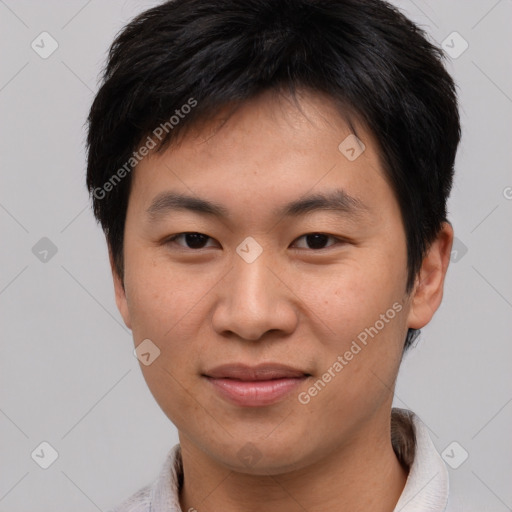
[211,248,298,341]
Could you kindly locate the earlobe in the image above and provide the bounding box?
[108,247,132,330]
[406,222,454,330]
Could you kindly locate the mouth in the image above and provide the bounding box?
[202,363,311,407]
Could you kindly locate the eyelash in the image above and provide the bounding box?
[164,232,346,251]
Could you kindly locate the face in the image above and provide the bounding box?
[112,89,447,474]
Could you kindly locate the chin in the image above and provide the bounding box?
[209,436,314,476]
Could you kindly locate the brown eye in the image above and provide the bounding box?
[292,233,341,250]
[166,232,217,249]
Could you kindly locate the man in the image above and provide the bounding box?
[86,0,461,510]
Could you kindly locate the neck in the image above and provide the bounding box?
[178,410,409,512]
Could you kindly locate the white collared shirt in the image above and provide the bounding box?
[110,409,460,512]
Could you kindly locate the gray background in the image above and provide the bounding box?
[0,0,511,510]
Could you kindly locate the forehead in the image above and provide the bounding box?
[129,89,394,223]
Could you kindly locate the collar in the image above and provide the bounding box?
[392,408,450,511]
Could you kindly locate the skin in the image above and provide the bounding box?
[111,89,453,512]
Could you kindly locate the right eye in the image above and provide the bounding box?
[165,232,219,250]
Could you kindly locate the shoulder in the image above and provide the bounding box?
[445,492,465,512]
[109,485,152,512]
[107,444,183,512]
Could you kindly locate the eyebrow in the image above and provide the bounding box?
[146,188,369,222]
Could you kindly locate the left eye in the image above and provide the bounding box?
[291,233,342,250]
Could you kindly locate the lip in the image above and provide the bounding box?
[204,363,309,380]
[203,363,311,407]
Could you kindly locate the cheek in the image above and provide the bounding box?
[304,250,408,408]
[123,255,212,425]
[304,278,407,425]
[312,256,406,342]
[123,250,202,352]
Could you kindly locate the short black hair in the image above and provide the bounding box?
[86,0,461,351]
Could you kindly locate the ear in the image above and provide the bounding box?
[406,222,454,330]
[108,246,132,330]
